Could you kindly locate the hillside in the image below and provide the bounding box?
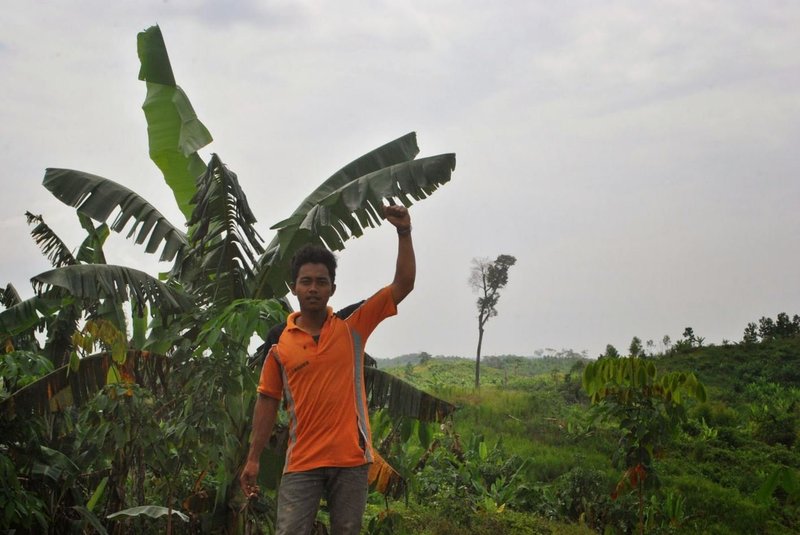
[369,338,800,534]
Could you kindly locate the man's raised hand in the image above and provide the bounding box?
[383,204,411,231]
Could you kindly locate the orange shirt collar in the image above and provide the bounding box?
[286,307,334,330]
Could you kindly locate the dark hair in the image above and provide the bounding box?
[290,244,337,284]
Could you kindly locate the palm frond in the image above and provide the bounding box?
[138,25,213,221]
[42,168,188,262]
[252,134,456,298]
[365,367,456,423]
[26,212,77,267]
[31,264,193,316]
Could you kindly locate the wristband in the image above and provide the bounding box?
[397,226,412,236]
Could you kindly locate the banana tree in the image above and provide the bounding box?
[1,24,456,533]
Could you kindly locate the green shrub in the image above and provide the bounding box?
[690,401,740,429]
[670,475,770,534]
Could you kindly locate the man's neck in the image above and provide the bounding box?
[296,309,328,336]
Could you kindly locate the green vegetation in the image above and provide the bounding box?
[0,25,455,534]
[370,330,799,534]
[2,23,799,535]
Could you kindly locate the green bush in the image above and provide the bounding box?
[670,475,771,534]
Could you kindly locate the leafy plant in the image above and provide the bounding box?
[583,356,706,534]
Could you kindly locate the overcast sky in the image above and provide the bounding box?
[2,1,799,360]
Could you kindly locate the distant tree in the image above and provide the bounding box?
[602,344,620,358]
[662,335,671,353]
[469,254,516,389]
[682,327,696,346]
[629,336,643,357]
[419,351,432,365]
[758,317,776,340]
[645,339,655,356]
[743,322,759,345]
[763,313,800,340]
[681,327,704,348]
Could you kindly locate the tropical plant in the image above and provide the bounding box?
[582,356,706,534]
[1,24,456,533]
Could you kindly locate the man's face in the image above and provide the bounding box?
[291,263,336,313]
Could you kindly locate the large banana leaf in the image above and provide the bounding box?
[0,350,168,418]
[138,25,213,221]
[32,264,193,316]
[365,367,456,423]
[42,168,188,262]
[173,154,264,305]
[252,134,456,298]
[0,295,61,336]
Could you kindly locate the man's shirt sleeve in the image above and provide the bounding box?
[257,347,283,399]
[347,286,397,340]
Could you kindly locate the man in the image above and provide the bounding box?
[240,204,414,534]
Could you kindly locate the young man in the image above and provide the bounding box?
[240,205,414,534]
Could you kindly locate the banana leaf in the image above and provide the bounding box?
[75,213,110,265]
[42,169,188,262]
[173,154,264,304]
[2,284,22,307]
[138,25,213,221]
[26,212,77,267]
[32,264,193,316]
[365,367,456,423]
[0,350,169,418]
[0,295,61,336]
[253,133,456,298]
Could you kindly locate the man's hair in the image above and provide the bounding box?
[290,244,337,284]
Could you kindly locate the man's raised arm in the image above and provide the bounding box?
[383,205,415,305]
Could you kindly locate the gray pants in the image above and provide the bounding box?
[275,464,370,535]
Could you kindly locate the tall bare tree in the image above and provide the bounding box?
[469,254,516,388]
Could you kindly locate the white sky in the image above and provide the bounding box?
[2,1,799,359]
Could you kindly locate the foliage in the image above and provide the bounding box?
[583,356,706,533]
[0,24,456,534]
[359,328,800,533]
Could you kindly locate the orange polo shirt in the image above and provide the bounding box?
[257,286,397,473]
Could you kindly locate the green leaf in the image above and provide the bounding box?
[0,295,60,336]
[76,213,110,265]
[253,133,456,299]
[173,155,265,305]
[42,168,188,262]
[108,505,189,522]
[417,420,432,449]
[132,305,148,350]
[87,476,108,512]
[106,365,122,385]
[72,506,109,535]
[138,25,213,221]
[32,264,193,316]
